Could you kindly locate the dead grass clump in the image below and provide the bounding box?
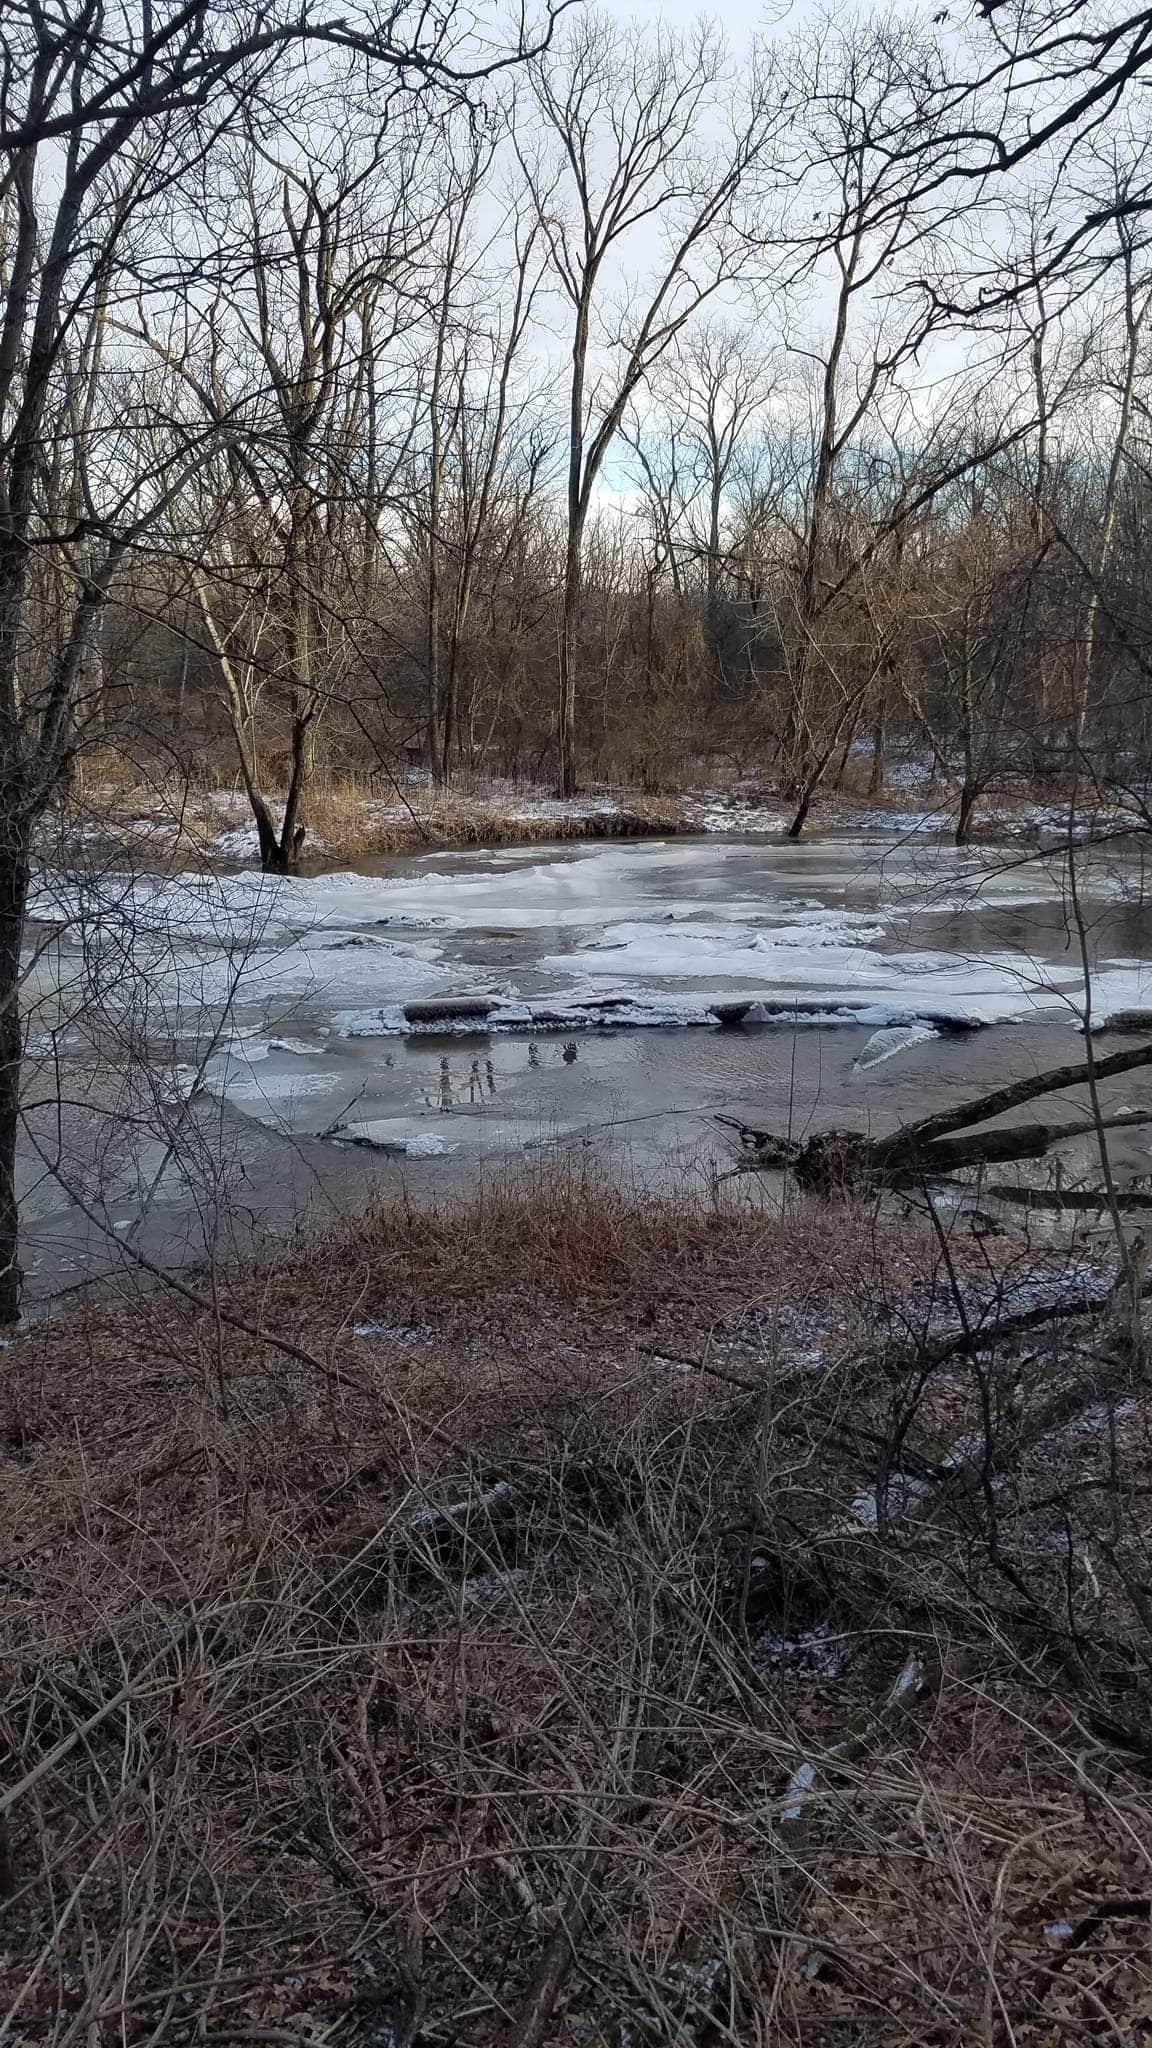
[2,1177,1150,2044]
[50,774,695,867]
[303,784,692,860]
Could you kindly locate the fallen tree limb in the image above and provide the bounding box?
[720,1040,1152,1195]
[872,1038,1152,1157]
[877,1283,1119,1371]
[989,1182,1152,1212]
[883,1109,1152,1181]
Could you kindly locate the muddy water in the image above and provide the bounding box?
[20,831,1152,1305]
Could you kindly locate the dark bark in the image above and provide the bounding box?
[275,710,311,872]
[785,684,870,838]
[218,694,298,873]
[869,697,886,797]
[955,779,979,846]
[557,522,583,799]
[0,813,31,1325]
[722,1040,1152,1199]
[989,1183,1152,1212]
[832,709,861,790]
[874,1039,1152,1157]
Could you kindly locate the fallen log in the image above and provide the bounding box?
[722,1039,1152,1196]
[872,1038,1152,1158]
[988,1183,1152,1213]
[880,1109,1152,1183]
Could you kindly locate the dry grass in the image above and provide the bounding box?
[301,784,691,860]
[2,1176,1151,2045]
[49,771,694,868]
[54,761,1095,877]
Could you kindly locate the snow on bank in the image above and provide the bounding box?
[55,774,1152,867]
[684,794,789,834]
[829,804,953,836]
[815,794,1147,840]
[506,793,623,823]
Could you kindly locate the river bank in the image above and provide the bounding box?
[54,766,1132,868]
[3,1173,1149,2045]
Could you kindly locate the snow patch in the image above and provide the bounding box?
[352,1322,431,1341]
[832,806,951,835]
[686,795,788,834]
[781,1761,816,1824]
[507,795,621,822]
[756,1626,853,1680]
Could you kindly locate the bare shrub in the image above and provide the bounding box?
[2,1177,1149,2044]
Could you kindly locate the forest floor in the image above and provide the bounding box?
[52,764,1124,867]
[3,1171,1151,2045]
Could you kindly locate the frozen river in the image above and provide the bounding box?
[18,829,1152,1300]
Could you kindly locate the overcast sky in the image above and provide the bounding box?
[620,0,822,36]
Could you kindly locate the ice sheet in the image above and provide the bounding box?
[28,839,1152,1039]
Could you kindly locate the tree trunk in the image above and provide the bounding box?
[275,711,310,873]
[442,642,459,782]
[868,697,886,797]
[786,775,819,841]
[558,531,581,799]
[786,685,870,838]
[427,503,444,787]
[832,707,862,790]
[0,814,31,1324]
[955,780,979,846]
[725,1039,1152,1201]
[255,802,289,872]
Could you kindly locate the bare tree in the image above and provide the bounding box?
[627,322,776,679]
[0,0,570,1319]
[162,109,432,866]
[420,127,494,786]
[438,219,548,781]
[0,0,570,155]
[517,11,776,794]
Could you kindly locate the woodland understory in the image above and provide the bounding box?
[2,1179,1152,2047]
[12,0,1152,873]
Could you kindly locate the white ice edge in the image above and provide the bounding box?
[333,995,991,1038]
[28,854,1152,1032]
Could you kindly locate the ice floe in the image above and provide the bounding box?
[852,1023,941,1070]
[332,1120,459,1156]
[333,992,988,1037]
[26,835,1152,1045]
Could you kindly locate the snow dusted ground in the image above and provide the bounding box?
[193,785,1152,854]
[177,786,794,856]
[56,769,1152,866]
